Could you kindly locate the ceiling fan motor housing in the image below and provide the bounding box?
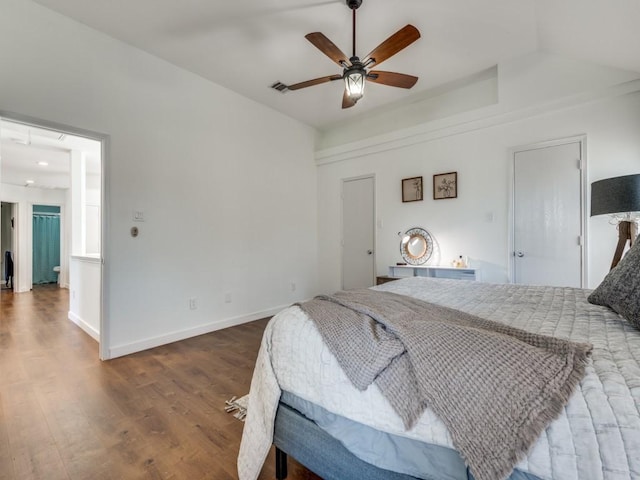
[346,57,363,70]
[346,0,362,10]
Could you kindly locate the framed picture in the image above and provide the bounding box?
[433,172,457,199]
[402,176,423,202]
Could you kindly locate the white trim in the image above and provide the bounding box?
[71,254,101,263]
[68,311,100,342]
[10,202,21,293]
[316,79,640,165]
[508,135,587,287]
[107,305,291,359]
[99,136,110,360]
[23,202,33,292]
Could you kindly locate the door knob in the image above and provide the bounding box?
[367,250,373,255]
[516,251,524,258]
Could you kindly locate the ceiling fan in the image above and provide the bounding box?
[272,0,420,109]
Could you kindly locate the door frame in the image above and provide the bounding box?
[508,135,588,287]
[0,109,110,360]
[341,174,376,290]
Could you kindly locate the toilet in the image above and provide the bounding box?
[53,265,61,284]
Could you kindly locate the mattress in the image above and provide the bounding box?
[238,277,640,480]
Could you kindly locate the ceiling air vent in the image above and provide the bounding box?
[270,82,289,93]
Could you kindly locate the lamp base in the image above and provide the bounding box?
[611,220,638,270]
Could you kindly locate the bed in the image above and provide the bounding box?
[238,251,640,480]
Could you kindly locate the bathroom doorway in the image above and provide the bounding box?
[32,204,61,286]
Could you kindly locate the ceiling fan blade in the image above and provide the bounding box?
[363,25,420,67]
[305,32,350,67]
[288,74,342,90]
[342,90,357,109]
[367,71,418,89]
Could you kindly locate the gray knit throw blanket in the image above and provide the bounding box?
[298,289,592,480]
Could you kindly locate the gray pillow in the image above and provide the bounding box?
[588,234,640,329]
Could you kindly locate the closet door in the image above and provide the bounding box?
[342,175,375,290]
[513,141,583,287]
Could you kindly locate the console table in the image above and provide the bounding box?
[388,265,478,281]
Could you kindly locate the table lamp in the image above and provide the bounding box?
[591,174,640,270]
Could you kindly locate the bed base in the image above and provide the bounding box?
[273,402,421,480]
[273,401,543,480]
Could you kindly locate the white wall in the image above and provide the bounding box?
[0,0,318,358]
[85,187,100,255]
[316,83,640,292]
[0,183,67,292]
[69,255,101,341]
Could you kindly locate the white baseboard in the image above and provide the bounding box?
[68,311,100,342]
[107,305,287,359]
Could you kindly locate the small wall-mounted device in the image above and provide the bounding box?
[131,226,139,237]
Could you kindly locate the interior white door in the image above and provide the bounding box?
[342,176,375,290]
[513,141,583,287]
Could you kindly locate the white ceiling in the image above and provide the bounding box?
[0,120,101,190]
[28,0,640,130]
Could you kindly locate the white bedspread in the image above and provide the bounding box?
[238,278,640,480]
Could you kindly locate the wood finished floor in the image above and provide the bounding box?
[0,285,320,480]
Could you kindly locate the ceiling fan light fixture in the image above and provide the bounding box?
[344,68,366,100]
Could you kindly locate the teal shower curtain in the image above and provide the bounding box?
[32,213,61,284]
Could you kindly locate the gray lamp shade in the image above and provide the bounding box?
[591,174,640,216]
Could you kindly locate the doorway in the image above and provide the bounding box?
[1,202,15,290]
[32,205,61,285]
[342,175,375,290]
[0,112,107,358]
[511,138,586,287]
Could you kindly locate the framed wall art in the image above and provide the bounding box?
[402,176,423,202]
[433,172,457,199]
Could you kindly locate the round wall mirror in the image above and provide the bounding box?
[400,227,433,265]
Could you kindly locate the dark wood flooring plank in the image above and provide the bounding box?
[0,392,16,480]
[3,383,69,480]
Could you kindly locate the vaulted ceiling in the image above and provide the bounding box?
[28,0,640,129]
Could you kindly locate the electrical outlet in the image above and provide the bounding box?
[189,297,197,310]
[225,293,232,304]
